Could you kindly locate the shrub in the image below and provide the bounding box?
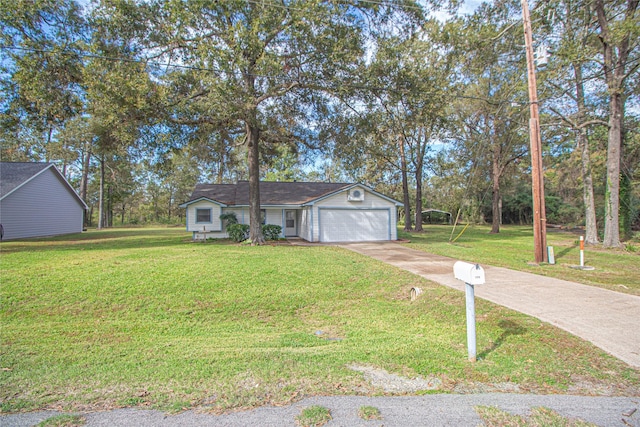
[219,212,239,225]
[227,222,281,242]
[262,224,282,240]
[227,223,249,242]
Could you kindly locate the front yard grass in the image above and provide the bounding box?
[1,228,639,413]
[400,225,640,295]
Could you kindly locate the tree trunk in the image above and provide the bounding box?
[399,136,412,231]
[247,119,265,245]
[107,185,112,228]
[80,145,91,228]
[620,170,632,239]
[45,126,53,162]
[155,196,160,222]
[578,127,599,244]
[98,155,105,230]
[490,140,501,234]
[490,175,501,233]
[574,64,599,244]
[61,140,68,178]
[80,147,91,202]
[243,51,265,245]
[414,154,424,232]
[603,91,622,247]
[167,185,173,222]
[218,130,227,184]
[595,0,637,247]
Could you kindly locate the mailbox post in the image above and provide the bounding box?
[454,261,486,362]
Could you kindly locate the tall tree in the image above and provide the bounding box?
[594,0,639,247]
[0,0,86,164]
[85,7,159,228]
[451,1,529,233]
[542,0,605,244]
[97,0,407,243]
[362,23,454,232]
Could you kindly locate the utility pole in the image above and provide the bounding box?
[521,0,547,263]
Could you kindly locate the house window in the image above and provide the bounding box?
[286,211,295,228]
[260,209,266,225]
[196,208,212,223]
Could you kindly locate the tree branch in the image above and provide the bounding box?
[255,81,300,105]
[548,106,608,129]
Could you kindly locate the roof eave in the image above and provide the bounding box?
[304,183,403,206]
[0,163,51,202]
[179,197,228,208]
[1,164,89,209]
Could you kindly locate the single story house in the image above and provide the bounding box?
[0,162,88,240]
[179,181,402,242]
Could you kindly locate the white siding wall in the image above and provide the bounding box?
[225,208,248,224]
[186,201,222,233]
[221,208,280,227]
[299,207,312,241]
[188,206,287,240]
[310,187,398,242]
[191,207,241,240]
[0,168,84,240]
[265,209,281,228]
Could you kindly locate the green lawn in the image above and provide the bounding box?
[1,228,638,413]
[400,225,640,295]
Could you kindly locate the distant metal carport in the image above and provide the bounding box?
[421,209,452,224]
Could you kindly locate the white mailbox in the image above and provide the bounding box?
[454,261,485,362]
[454,261,485,285]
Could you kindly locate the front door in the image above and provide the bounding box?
[284,210,297,237]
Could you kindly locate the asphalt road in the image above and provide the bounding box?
[2,394,639,426]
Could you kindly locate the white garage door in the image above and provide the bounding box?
[319,209,390,242]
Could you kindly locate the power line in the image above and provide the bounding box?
[244,0,426,12]
[0,44,448,97]
[5,39,637,105]
[1,45,223,74]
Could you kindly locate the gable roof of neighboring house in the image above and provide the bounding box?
[181,181,401,207]
[0,162,88,208]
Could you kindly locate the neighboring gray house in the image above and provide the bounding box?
[180,181,402,242]
[0,162,87,240]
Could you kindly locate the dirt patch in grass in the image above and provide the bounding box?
[476,405,598,426]
[347,364,442,393]
[567,375,640,396]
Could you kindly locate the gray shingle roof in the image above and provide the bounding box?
[0,162,52,199]
[0,162,88,209]
[187,181,353,206]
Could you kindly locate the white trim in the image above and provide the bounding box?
[304,183,402,207]
[179,197,227,208]
[195,207,213,224]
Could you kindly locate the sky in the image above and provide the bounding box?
[430,0,484,21]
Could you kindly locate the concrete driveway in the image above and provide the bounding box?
[340,242,640,369]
